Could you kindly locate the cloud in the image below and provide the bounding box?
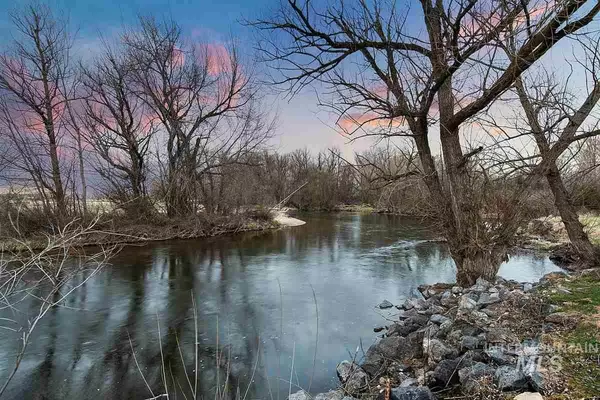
[338,112,406,133]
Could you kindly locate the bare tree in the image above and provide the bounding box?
[483,35,600,264]
[253,0,600,284]
[80,43,156,210]
[123,17,260,217]
[0,5,75,222]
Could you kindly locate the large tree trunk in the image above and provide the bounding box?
[545,163,598,264]
[454,248,505,287]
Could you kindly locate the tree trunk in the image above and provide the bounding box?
[545,163,598,263]
[454,248,505,287]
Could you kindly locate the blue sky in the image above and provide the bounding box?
[0,0,595,158]
[0,0,369,156]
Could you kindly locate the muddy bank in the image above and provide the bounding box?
[0,216,281,252]
[293,268,600,400]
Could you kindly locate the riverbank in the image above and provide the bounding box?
[0,208,307,252]
[294,268,600,400]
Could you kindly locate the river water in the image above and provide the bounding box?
[0,212,561,399]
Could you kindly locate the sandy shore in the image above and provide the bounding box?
[273,208,306,227]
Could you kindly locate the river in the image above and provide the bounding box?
[0,212,562,399]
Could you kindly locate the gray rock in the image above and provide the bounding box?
[485,347,515,366]
[458,295,477,312]
[423,338,457,363]
[361,346,386,377]
[469,278,491,293]
[527,371,546,394]
[523,283,533,292]
[458,362,495,384]
[440,291,455,307]
[397,308,419,319]
[418,305,445,316]
[289,390,310,400]
[460,335,484,351]
[379,300,394,309]
[451,286,462,294]
[476,277,492,288]
[429,314,450,325]
[389,386,436,400]
[452,321,484,337]
[336,360,368,393]
[399,378,419,387]
[477,292,501,307]
[494,365,529,391]
[429,359,463,388]
[314,390,344,400]
[402,298,428,311]
[471,310,490,324]
[458,362,496,393]
[387,319,423,337]
[437,320,453,337]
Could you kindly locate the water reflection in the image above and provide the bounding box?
[0,213,561,399]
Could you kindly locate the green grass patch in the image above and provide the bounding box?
[545,274,600,398]
[547,276,600,314]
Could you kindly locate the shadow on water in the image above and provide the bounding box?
[0,212,562,399]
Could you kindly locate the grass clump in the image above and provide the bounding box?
[544,274,600,398]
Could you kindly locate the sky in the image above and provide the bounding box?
[0,0,596,160]
[0,0,377,158]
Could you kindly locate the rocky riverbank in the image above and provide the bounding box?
[290,268,600,400]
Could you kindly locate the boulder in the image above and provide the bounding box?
[458,362,495,384]
[387,321,420,337]
[458,362,496,393]
[458,295,477,312]
[460,335,485,351]
[485,347,515,366]
[337,360,369,393]
[440,291,455,307]
[379,300,394,309]
[362,334,423,376]
[402,298,428,311]
[527,371,546,394]
[315,391,344,400]
[423,338,457,363]
[374,326,385,333]
[429,314,450,325]
[388,386,436,400]
[361,347,386,377]
[289,390,310,400]
[397,308,419,319]
[477,292,501,307]
[522,283,533,292]
[428,358,468,388]
[494,365,529,391]
[470,311,490,325]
